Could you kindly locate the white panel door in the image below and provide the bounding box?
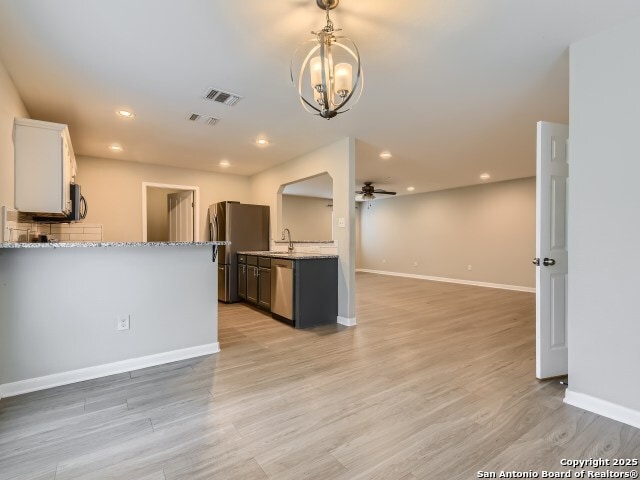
[535,121,569,379]
[168,191,194,242]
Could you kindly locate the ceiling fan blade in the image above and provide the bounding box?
[373,189,397,195]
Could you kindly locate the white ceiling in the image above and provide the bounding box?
[1,0,640,197]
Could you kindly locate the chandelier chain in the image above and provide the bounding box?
[324,1,334,33]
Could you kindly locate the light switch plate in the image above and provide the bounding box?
[338,217,345,228]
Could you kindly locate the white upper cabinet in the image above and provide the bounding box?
[14,118,77,215]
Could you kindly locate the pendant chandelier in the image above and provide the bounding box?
[291,0,363,119]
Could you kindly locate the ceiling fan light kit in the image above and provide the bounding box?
[355,181,397,201]
[291,0,363,119]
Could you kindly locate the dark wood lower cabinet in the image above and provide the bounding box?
[258,267,271,310]
[238,263,247,300]
[292,258,338,328]
[246,265,259,304]
[240,255,270,310]
[237,253,337,327]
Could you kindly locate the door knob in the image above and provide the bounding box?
[532,258,540,266]
[543,258,556,266]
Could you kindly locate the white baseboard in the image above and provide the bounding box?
[356,268,535,293]
[0,342,220,399]
[337,316,357,327]
[564,389,640,430]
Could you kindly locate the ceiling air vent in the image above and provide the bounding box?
[187,113,219,126]
[205,89,219,100]
[203,87,243,106]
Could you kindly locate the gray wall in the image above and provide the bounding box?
[358,177,536,288]
[282,194,333,241]
[568,17,640,414]
[0,246,217,387]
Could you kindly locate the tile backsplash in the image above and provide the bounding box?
[2,206,103,243]
[269,239,338,255]
[36,223,104,242]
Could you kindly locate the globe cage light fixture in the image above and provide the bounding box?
[291,0,363,119]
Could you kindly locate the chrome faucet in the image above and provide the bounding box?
[282,228,294,253]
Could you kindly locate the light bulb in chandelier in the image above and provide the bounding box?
[334,63,352,97]
[291,0,363,119]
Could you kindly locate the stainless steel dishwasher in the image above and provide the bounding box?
[271,259,294,321]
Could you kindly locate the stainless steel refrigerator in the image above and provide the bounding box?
[209,201,270,303]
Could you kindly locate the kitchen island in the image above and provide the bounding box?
[238,250,338,328]
[0,241,226,398]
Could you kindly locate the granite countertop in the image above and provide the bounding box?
[273,240,335,244]
[238,250,338,260]
[0,241,228,249]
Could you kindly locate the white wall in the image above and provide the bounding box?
[282,195,333,241]
[566,16,640,426]
[0,245,218,394]
[0,58,29,209]
[75,156,251,242]
[358,178,536,289]
[249,138,356,323]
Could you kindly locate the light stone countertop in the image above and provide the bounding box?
[0,241,228,249]
[273,240,335,244]
[237,250,338,260]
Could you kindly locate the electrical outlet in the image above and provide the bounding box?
[117,315,130,331]
[467,264,473,271]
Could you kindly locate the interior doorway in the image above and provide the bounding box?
[142,182,200,242]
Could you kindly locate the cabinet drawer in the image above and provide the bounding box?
[238,254,246,264]
[247,255,258,266]
[258,257,271,268]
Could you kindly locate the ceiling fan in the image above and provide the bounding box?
[355,181,397,201]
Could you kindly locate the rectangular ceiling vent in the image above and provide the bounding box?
[187,113,219,126]
[203,87,243,106]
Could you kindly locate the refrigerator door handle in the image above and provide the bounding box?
[212,214,219,241]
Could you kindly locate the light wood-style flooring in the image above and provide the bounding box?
[1,272,638,479]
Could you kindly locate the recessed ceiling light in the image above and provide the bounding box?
[255,137,269,146]
[480,173,491,180]
[116,109,135,118]
[407,186,415,192]
[379,151,392,160]
[219,160,230,168]
[109,144,123,152]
